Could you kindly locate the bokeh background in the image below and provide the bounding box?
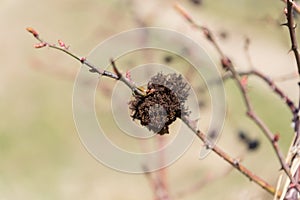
[1,0,299,199]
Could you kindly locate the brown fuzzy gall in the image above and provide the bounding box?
[129,73,190,135]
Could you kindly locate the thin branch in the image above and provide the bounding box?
[223,70,297,115]
[175,2,298,193]
[26,27,145,97]
[281,1,300,198]
[181,116,279,196]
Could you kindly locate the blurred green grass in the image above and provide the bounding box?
[0,0,298,199]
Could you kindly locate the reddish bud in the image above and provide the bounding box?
[221,57,232,70]
[58,39,65,48]
[273,134,280,142]
[34,42,47,48]
[240,76,248,87]
[26,27,39,37]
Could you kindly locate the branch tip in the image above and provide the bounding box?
[273,134,280,143]
[173,3,194,24]
[280,22,289,27]
[221,57,232,70]
[26,27,39,38]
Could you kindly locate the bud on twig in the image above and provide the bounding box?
[26,27,39,38]
[34,42,47,48]
[273,134,280,143]
[240,76,248,88]
[221,57,232,70]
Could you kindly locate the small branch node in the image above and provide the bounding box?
[110,59,122,80]
[273,134,280,143]
[202,27,213,42]
[280,22,289,27]
[173,3,195,24]
[80,57,86,64]
[221,57,232,70]
[205,142,213,150]
[233,159,240,168]
[247,110,254,118]
[89,68,98,73]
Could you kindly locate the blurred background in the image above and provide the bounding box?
[1,0,299,199]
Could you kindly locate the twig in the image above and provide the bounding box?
[284,0,300,140]
[181,116,278,196]
[285,0,300,75]
[26,27,145,97]
[175,2,298,194]
[278,1,300,198]
[223,70,297,115]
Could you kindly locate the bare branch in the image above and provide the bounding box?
[181,116,279,196]
[26,27,146,97]
[175,3,298,194]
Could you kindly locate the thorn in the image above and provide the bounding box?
[279,166,284,171]
[80,57,86,63]
[202,27,214,42]
[89,68,98,73]
[174,3,194,24]
[280,22,289,27]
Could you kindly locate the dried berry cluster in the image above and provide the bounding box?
[129,73,190,135]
